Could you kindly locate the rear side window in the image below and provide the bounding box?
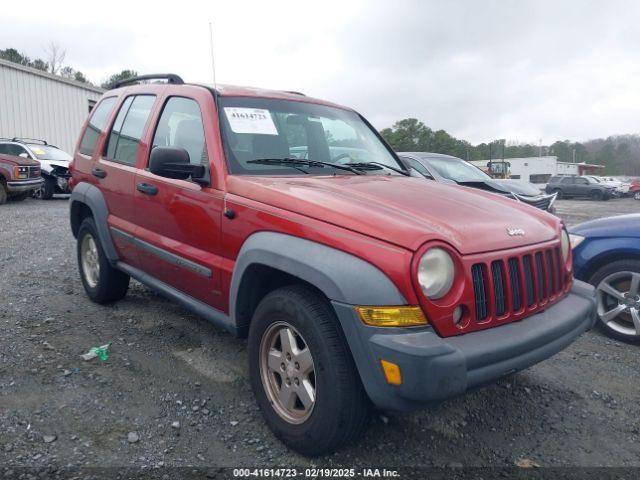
[105,95,156,165]
[151,97,208,165]
[561,177,574,184]
[79,97,117,156]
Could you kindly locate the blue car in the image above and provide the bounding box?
[570,214,640,343]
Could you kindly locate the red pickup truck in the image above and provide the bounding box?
[0,151,42,204]
[69,74,596,455]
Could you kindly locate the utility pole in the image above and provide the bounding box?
[539,139,542,158]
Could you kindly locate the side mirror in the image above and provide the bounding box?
[149,147,206,181]
[19,152,29,158]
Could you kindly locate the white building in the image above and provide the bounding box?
[470,156,605,184]
[0,58,103,153]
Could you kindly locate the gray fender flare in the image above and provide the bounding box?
[229,231,407,323]
[69,182,118,263]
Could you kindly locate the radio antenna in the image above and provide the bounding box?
[208,21,217,89]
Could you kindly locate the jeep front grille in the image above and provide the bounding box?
[470,245,568,323]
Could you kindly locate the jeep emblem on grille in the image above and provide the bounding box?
[507,227,525,237]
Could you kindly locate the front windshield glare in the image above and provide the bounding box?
[218,96,402,175]
[426,157,491,182]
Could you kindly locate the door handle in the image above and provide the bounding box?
[137,182,158,196]
[92,168,107,179]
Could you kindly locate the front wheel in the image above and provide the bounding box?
[77,217,130,303]
[0,182,7,205]
[634,191,640,201]
[248,286,369,456]
[590,189,604,201]
[590,260,640,344]
[551,188,563,199]
[35,178,54,200]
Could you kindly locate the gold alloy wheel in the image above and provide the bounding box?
[259,321,316,424]
[81,234,100,289]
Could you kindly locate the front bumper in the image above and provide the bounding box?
[7,178,44,193]
[333,280,596,411]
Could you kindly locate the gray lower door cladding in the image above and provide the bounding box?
[109,227,212,278]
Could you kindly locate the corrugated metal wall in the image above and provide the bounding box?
[0,59,103,153]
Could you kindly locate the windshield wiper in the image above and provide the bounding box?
[344,162,410,176]
[247,158,364,175]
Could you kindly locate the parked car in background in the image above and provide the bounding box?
[627,178,640,200]
[68,74,596,455]
[570,214,640,344]
[545,175,614,200]
[0,138,72,199]
[398,152,557,212]
[0,151,42,204]
[585,176,629,197]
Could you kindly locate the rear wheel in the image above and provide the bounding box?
[248,285,370,456]
[590,189,603,201]
[77,217,130,303]
[590,260,640,344]
[634,191,640,201]
[551,188,563,199]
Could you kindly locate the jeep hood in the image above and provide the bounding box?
[227,175,560,254]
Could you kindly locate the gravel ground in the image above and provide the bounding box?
[0,196,639,469]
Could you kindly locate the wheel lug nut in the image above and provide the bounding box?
[295,362,300,370]
[285,353,291,361]
[280,363,285,371]
[294,378,299,385]
[285,378,291,385]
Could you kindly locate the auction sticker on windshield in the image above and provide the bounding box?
[224,107,278,135]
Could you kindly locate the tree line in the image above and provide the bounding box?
[380,118,640,176]
[0,45,137,90]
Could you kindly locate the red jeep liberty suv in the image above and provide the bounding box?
[69,74,596,455]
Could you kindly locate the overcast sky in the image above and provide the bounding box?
[3,0,640,144]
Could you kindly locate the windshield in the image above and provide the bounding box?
[586,176,600,184]
[28,144,72,161]
[218,96,403,175]
[423,156,491,182]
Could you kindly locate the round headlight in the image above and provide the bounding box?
[561,229,570,263]
[417,248,455,299]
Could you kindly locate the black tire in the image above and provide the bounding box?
[589,259,640,345]
[77,217,130,304]
[551,188,563,200]
[248,285,370,456]
[634,191,640,201]
[0,181,8,205]
[36,178,55,200]
[590,189,603,201]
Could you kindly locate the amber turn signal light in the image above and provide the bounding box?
[355,306,427,327]
[380,359,402,385]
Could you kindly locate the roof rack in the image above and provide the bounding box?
[113,74,184,89]
[11,137,48,145]
[283,90,306,96]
